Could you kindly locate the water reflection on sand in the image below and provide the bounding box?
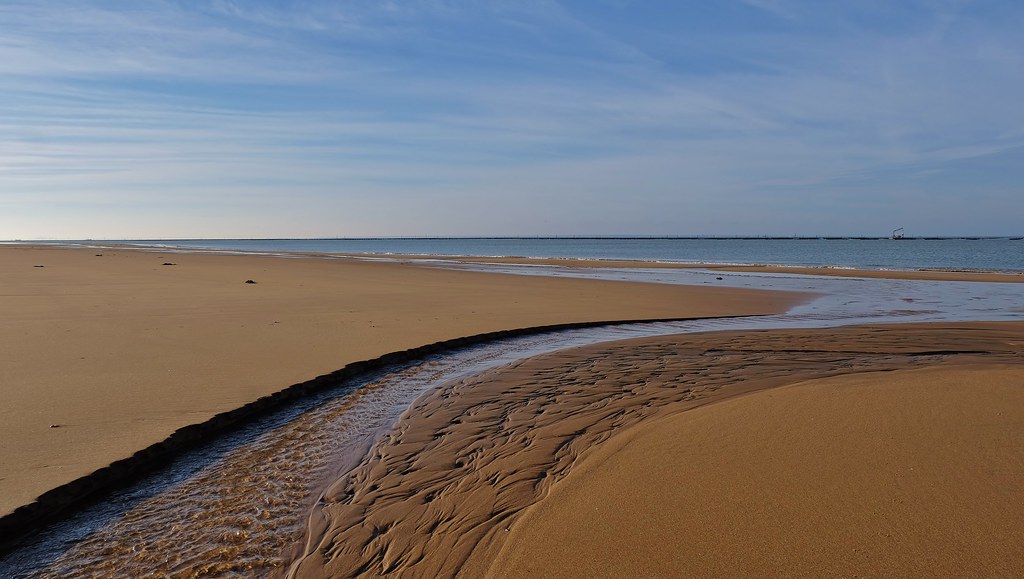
[3,265,1021,577]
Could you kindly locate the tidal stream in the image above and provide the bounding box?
[2,266,1022,577]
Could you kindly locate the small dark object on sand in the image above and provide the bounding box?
[33,265,44,268]
[49,424,61,428]
[95,254,103,257]
[162,262,176,266]
[245,279,257,284]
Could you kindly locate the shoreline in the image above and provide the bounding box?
[0,313,761,556]
[15,241,1024,283]
[290,322,1024,577]
[0,245,803,521]
[17,320,1024,576]
[6,243,1023,575]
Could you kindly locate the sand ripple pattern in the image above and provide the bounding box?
[8,311,863,577]
[7,307,1019,577]
[23,320,712,577]
[31,360,473,578]
[292,324,1023,577]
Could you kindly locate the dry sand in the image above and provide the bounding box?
[492,364,1024,578]
[291,323,1024,578]
[0,244,802,516]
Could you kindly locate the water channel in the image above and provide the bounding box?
[2,265,1021,577]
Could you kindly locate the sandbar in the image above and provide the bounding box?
[493,363,1024,578]
[325,252,1024,283]
[0,244,802,516]
[291,323,1024,577]
[83,243,1024,282]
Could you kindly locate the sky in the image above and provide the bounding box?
[2,0,1023,238]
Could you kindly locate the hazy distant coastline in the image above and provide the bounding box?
[12,236,1024,274]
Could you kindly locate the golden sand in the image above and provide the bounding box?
[492,364,1024,578]
[0,244,802,516]
[291,323,1024,577]
[8,243,1022,578]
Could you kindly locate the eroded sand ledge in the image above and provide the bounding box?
[0,245,802,517]
[292,323,1024,578]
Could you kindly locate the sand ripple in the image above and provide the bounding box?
[292,323,1023,577]
[17,324,1023,577]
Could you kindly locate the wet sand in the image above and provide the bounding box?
[0,244,802,517]
[325,252,1024,283]
[82,243,1024,282]
[291,323,1024,578]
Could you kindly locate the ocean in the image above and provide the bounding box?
[57,237,1024,273]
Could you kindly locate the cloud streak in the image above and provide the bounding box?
[2,0,1023,238]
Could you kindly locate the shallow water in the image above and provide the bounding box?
[2,267,1021,577]
[440,260,1024,323]
[38,236,1024,272]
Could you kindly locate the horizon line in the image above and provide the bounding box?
[6,235,1024,242]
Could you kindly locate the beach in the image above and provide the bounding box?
[9,0,1024,575]
[4,243,1024,577]
[491,362,1024,578]
[326,252,1024,283]
[292,323,1024,578]
[0,244,801,518]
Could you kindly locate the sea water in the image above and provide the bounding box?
[35,236,1024,273]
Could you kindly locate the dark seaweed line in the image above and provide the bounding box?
[0,313,764,555]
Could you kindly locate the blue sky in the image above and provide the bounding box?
[2,0,1022,238]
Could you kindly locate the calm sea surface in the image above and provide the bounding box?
[57,237,1024,272]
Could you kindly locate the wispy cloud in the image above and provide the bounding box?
[738,0,800,20]
[2,0,1023,237]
